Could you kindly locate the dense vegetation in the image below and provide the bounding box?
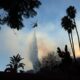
[0,0,80,80]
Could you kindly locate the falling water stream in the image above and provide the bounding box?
[29,28,40,72]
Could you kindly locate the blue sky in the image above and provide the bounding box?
[0,0,80,71]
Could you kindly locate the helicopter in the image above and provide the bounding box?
[32,22,38,28]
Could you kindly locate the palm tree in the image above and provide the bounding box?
[0,0,41,30]
[57,45,72,64]
[66,6,80,49]
[5,54,25,73]
[61,16,76,62]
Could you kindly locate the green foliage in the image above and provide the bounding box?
[66,6,76,19]
[40,52,59,71]
[57,45,72,64]
[61,16,75,33]
[5,54,25,73]
[0,0,41,30]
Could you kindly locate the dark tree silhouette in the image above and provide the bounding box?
[61,16,76,62]
[5,54,25,73]
[57,45,72,65]
[66,6,80,49]
[0,0,41,30]
[40,53,59,72]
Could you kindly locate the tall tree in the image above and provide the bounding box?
[61,16,76,62]
[57,45,72,64]
[0,0,41,30]
[66,6,80,49]
[5,54,25,73]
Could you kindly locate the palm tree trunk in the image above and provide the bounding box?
[68,33,73,55]
[71,32,76,62]
[14,64,17,73]
[75,26,80,49]
[74,19,80,49]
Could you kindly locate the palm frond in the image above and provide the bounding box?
[18,63,25,69]
[66,6,76,19]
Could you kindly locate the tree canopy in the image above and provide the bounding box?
[0,0,41,30]
[5,54,25,73]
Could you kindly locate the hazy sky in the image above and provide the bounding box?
[0,0,80,71]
